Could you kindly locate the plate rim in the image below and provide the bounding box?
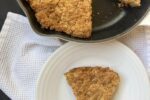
[36,40,150,100]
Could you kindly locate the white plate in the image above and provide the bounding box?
[36,40,150,100]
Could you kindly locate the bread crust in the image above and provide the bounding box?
[119,0,141,7]
[65,67,120,100]
[28,0,92,38]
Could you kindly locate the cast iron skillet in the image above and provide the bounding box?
[17,0,150,42]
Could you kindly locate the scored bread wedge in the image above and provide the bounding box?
[28,0,92,38]
[65,67,120,100]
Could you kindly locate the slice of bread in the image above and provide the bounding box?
[28,0,92,38]
[65,67,120,100]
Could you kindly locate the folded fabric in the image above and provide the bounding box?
[0,12,150,100]
[0,12,62,100]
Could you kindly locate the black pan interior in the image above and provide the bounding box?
[92,0,150,40]
[18,0,150,42]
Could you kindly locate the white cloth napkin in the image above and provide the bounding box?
[0,12,150,100]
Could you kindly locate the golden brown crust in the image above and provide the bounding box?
[119,0,141,7]
[28,0,92,38]
[28,0,59,12]
[65,67,120,100]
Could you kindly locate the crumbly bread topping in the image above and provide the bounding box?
[28,0,92,38]
[119,0,141,7]
[65,67,120,100]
